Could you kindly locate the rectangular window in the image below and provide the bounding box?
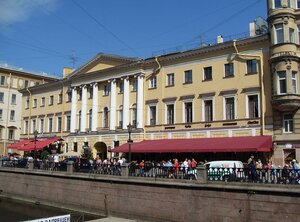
[248,95,259,118]
[204,100,213,122]
[0,109,2,120]
[274,0,282,8]
[167,104,174,125]
[24,120,29,134]
[49,96,54,105]
[298,0,300,8]
[149,106,156,125]
[225,97,235,120]
[57,116,62,132]
[246,60,257,74]
[8,129,14,140]
[35,82,40,86]
[131,79,137,91]
[278,71,287,94]
[49,118,53,133]
[184,70,193,83]
[33,98,37,108]
[32,119,36,132]
[41,97,45,106]
[119,82,124,93]
[66,115,71,131]
[224,63,234,77]
[89,87,93,99]
[67,92,72,102]
[166,73,175,86]
[185,102,193,123]
[104,84,110,96]
[25,96,29,108]
[283,114,294,133]
[24,80,29,89]
[10,110,15,121]
[203,67,212,80]
[292,71,298,94]
[0,76,5,85]
[289,28,295,43]
[0,92,4,103]
[78,89,82,101]
[40,119,44,133]
[149,76,157,88]
[58,94,62,104]
[11,94,16,104]
[275,23,284,44]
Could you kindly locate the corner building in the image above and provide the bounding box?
[267,0,300,164]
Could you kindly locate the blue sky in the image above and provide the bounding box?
[0,0,267,77]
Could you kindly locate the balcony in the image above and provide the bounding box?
[272,94,300,111]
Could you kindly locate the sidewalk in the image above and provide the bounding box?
[87,217,136,222]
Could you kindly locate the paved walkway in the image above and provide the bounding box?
[87,217,136,222]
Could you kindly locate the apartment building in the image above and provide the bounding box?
[0,65,58,155]
[18,0,300,165]
[267,0,300,163]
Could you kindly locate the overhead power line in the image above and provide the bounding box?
[71,0,138,55]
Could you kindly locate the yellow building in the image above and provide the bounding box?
[20,33,275,162]
[0,65,58,155]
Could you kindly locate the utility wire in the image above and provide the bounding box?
[71,0,138,55]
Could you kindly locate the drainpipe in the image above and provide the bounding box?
[4,73,12,155]
[26,88,32,139]
[233,40,265,136]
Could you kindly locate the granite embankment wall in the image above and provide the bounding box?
[0,168,300,222]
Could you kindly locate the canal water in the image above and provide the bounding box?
[0,197,102,222]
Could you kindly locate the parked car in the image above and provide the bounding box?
[205,160,244,181]
[58,157,92,172]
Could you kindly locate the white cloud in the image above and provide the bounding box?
[0,0,57,26]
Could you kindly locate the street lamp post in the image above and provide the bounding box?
[33,130,38,161]
[127,124,133,163]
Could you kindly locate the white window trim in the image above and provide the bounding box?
[149,76,157,89]
[48,117,53,133]
[24,120,29,134]
[222,95,237,120]
[65,115,70,131]
[283,114,294,133]
[164,102,176,124]
[292,71,298,94]
[102,107,109,128]
[147,103,157,125]
[56,115,62,132]
[32,119,37,133]
[245,92,261,118]
[40,118,44,133]
[182,99,194,123]
[277,71,287,95]
[203,66,212,80]
[202,97,215,121]
[274,23,284,44]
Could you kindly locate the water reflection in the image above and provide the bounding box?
[0,197,101,222]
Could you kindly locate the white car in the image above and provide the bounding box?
[205,160,244,181]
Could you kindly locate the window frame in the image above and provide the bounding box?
[292,71,298,94]
[0,92,4,103]
[166,73,175,86]
[246,93,260,118]
[202,97,214,122]
[203,66,212,81]
[11,94,16,105]
[148,104,157,125]
[149,76,157,89]
[10,110,15,121]
[246,59,257,74]
[274,23,284,44]
[184,70,193,84]
[183,101,193,123]
[224,63,234,77]
[223,96,236,120]
[49,95,54,105]
[104,84,110,96]
[278,71,287,94]
[165,103,175,125]
[283,114,294,133]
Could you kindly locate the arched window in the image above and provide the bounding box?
[103,107,109,128]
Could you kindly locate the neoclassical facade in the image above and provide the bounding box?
[18,0,300,164]
[0,65,58,155]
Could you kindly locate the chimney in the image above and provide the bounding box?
[249,22,256,37]
[217,35,223,44]
[63,67,73,78]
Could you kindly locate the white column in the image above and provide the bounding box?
[136,74,144,128]
[122,77,130,129]
[70,87,77,133]
[80,85,87,132]
[109,79,117,130]
[92,83,98,132]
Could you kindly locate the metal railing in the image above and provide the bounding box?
[129,163,197,180]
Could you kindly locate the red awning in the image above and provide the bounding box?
[19,138,61,151]
[112,136,272,153]
[7,139,33,150]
